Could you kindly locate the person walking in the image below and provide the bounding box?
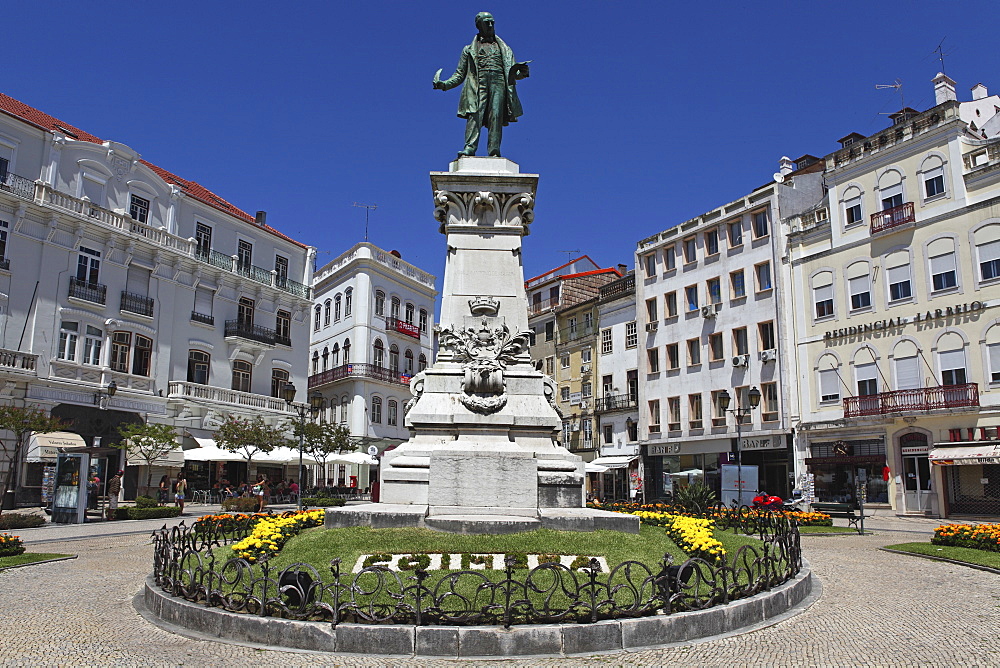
[158,475,169,506]
[174,473,188,514]
[254,475,268,512]
[107,470,123,513]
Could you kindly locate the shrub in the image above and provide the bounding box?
[0,513,45,530]
[674,483,717,515]
[111,507,182,520]
[0,533,25,557]
[134,495,158,509]
[222,497,259,513]
[933,522,1000,552]
[301,497,345,507]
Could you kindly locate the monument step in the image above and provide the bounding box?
[424,514,541,535]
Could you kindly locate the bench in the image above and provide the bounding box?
[811,502,866,534]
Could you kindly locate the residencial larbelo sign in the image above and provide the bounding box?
[824,301,986,342]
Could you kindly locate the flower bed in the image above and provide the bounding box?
[932,522,1000,552]
[629,511,725,563]
[0,533,25,557]
[231,509,325,562]
[594,502,831,527]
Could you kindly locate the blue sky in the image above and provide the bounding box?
[5,1,999,282]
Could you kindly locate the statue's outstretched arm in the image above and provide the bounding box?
[435,49,470,91]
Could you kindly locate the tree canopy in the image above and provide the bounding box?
[214,415,290,464]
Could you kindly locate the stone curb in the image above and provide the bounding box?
[138,562,812,658]
[0,554,77,572]
[879,547,1000,575]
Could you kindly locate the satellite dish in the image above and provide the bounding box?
[773,172,785,183]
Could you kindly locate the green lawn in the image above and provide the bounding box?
[884,542,1000,570]
[0,553,73,570]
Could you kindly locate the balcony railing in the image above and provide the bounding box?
[190,311,215,326]
[68,277,107,305]
[0,172,35,200]
[275,333,292,347]
[595,393,638,413]
[120,291,154,317]
[870,202,915,235]
[528,298,559,316]
[559,324,595,343]
[599,273,635,301]
[386,316,421,339]
[0,348,37,374]
[843,383,979,418]
[167,381,295,413]
[196,248,236,271]
[0,258,9,271]
[224,320,276,346]
[308,363,412,389]
[275,275,311,299]
[236,261,273,285]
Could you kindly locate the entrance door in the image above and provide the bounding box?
[902,454,932,512]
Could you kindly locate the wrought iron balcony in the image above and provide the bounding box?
[68,277,107,305]
[870,202,915,235]
[595,393,638,413]
[195,247,235,271]
[843,383,979,418]
[120,291,154,317]
[190,311,215,326]
[0,172,35,200]
[275,275,311,300]
[275,333,292,347]
[385,316,421,339]
[224,319,276,346]
[308,363,412,389]
[236,261,273,286]
[599,273,635,301]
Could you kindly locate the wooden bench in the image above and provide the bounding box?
[811,502,866,534]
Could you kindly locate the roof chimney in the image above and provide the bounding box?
[617,263,628,275]
[779,156,795,176]
[933,73,957,104]
[971,83,988,101]
[254,210,267,226]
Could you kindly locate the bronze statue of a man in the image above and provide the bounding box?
[433,12,530,158]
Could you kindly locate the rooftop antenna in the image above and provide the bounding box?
[934,38,949,75]
[353,202,378,241]
[875,79,905,111]
[558,250,581,264]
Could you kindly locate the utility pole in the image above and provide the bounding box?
[353,202,378,241]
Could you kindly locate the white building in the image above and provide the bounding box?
[0,92,314,503]
[308,243,437,488]
[636,166,825,502]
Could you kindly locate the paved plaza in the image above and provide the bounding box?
[1,509,998,666]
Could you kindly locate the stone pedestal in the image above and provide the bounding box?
[327,157,637,534]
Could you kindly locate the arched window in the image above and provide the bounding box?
[853,348,879,397]
[322,346,329,371]
[374,290,385,316]
[373,339,384,367]
[314,305,322,331]
[270,368,289,398]
[419,309,428,333]
[404,349,414,374]
[811,271,835,320]
[842,185,864,227]
[312,351,319,374]
[343,339,351,364]
[232,360,252,393]
[390,297,401,320]
[846,262,871,312]
[324,299,331,326]
[388,399,398,426]
[937,333,967,387]
[418,353,428,371]
[816,353,840,404]
[344,288,353,316]
[187,350,210,385]
[920,154,946,200]
[371,396,383,423]
[892,340,921,390]
[877,169,904,211]
[389,344,399,372]
[405,302,415,324]
[974,223,1000,283]
[334,294,342,321]
[884,251,912,303]
[331,343,340,368]
[927,237,958,292]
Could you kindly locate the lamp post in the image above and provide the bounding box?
[282,382,326,511]
[94,380,117,409]
[717,386,761,507]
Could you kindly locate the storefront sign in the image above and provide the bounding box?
[740,436,784,451]
[824,301,986,342]
[648,443,681,455]
[804,455,886,465]
[901,445,930,455]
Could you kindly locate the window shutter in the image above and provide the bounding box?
[855,362,877,383]
[126,265,150,296]
[938,348,965,372]
[979,240,1000,264]
[894,356,921,390]
[930,252,956,275]
[819,369,839,400]
[194,287,213,315]
[849,275,869,295]
[887,264,909,285]
[989,343,1000,381]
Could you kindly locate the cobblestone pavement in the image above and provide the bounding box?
[2,514,998,666]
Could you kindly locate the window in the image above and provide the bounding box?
[581,348,592,364]
[752,210,769,238]
[733,328,748,355]
[666,343,679,370]
[373,339,384,367]
[705,228,719,256]
[813,272,834,318]
[389,344,399,373]
[582,418,593,446]
[568,317,578,336]
[236,240,253,273]
[939,348,967,386]
[82,325,102,365]
[683,237,697,264]
[0,220,7,261]
[665,291,677,317]
[545,321,554,342]
[856,362,878,396]
[849,274,871,310]
[238,297,255,326]
[647,347,660,373]
[195,223,212,257]
[707,277,722,304]
[193,286,214,321]
[645,298,657,322]
[709,333,724,361]
[644,253,656,277]
[343,339,351,363]
[324,300,331,327]
[404,349,414,374]
[728,220,743,247]
[924,167,945,199]
[419,309,428,333]
[110,332,131,372]
[340,396,349,423]
[133,335,152,376]
[375,290,385,316]
[664,246,675,271]
[845,197,863,226]
[625,321,637,348]
[712,390,727,425]
[388,400,398,426]
[881,188,903,211]
[405,303,415,324]
[976,227,1000,282]
[758,321,775,351]
[371,396,382,424]
[274,255,289,284]
[689,394,703,429]
[333,295,342,321]
[188,350,210,384]
[561,386,570,402]
[76,247,101,285]
[887,262,912,302]
[232,360,252,393]
[601,374,613,396]
[562,421,572,447]
[129,194,149,224]
[584,312,594,331]
[685,285,699,312]
[894,354,921,390]
[322,347,329,371]
[761,383,778,422]
[755,262,772,292]
[733,386,751,423]
[390,297,401,320]
[314,305,321,331]
[989,343,1000,383]
[601,327,612,354]
[344,288,352,316]
[418,353,427,371]
[730,270,746,299]
[560,353,570,369]
[545,356,554,375]
[930,250,957,291]
[667,397,680,430]
[312,351,319,374]
[582,382,592,399]
[819,368,840,402]
[332,343,340,367]
[648,399,661,431]
[270,368,289,398]
[603,424,613,444]
[687,338,701,366]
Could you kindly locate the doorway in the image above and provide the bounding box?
[900,433,932,513]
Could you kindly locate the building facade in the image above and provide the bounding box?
[0,92,314,503]
[787,74,1000,518]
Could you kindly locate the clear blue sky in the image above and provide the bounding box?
[5,1,999,282]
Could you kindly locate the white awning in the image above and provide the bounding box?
[585,462,609,473]
[257,447,303,465]
[589,455,639,470]
[126,446,185,467]
[25,432,86,462]
[182,444,247,462]
[929,444,1000,466]
[327,452,376,466]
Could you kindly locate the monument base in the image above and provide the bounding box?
[324,504,639,535]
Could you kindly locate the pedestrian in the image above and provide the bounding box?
[107,470,123,513]
[158,475,169,506]
[253,475,268,512]
[174,473,188,514]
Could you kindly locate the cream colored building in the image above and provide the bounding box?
[787,74,1000,518]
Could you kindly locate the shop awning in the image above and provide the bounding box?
[24,432,86,462]
[929,444,1000,466]
[126,447,185,468]
[585,462,609,473]
[589,455,638,470]
[182,443,247,462]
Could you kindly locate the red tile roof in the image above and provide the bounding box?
[0,91,306,249]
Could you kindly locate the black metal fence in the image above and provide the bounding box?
[151,509,801,628]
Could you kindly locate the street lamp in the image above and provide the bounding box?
[93,380,117,409]
[717,386,761,507]
[282,382,326,511]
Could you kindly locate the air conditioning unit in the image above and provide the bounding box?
[701,305,717,318]
[732,354,749,367]
[580,401,589,410]
[760,349,777,363]
[581,364,591,374]
[645,322,658,332]
[571,423,580,432]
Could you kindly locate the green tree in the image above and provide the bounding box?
[214,415,289,469]
[114,422,180,497]
[0,405,66,514]
[288,420,354,478]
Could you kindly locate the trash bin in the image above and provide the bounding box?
[1,490,15,510]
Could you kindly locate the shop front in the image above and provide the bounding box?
[644,439,728,502]
[929,441,1000,517]
[804,437,888,505]
[588,454,639,502]
[736,433,794,499]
